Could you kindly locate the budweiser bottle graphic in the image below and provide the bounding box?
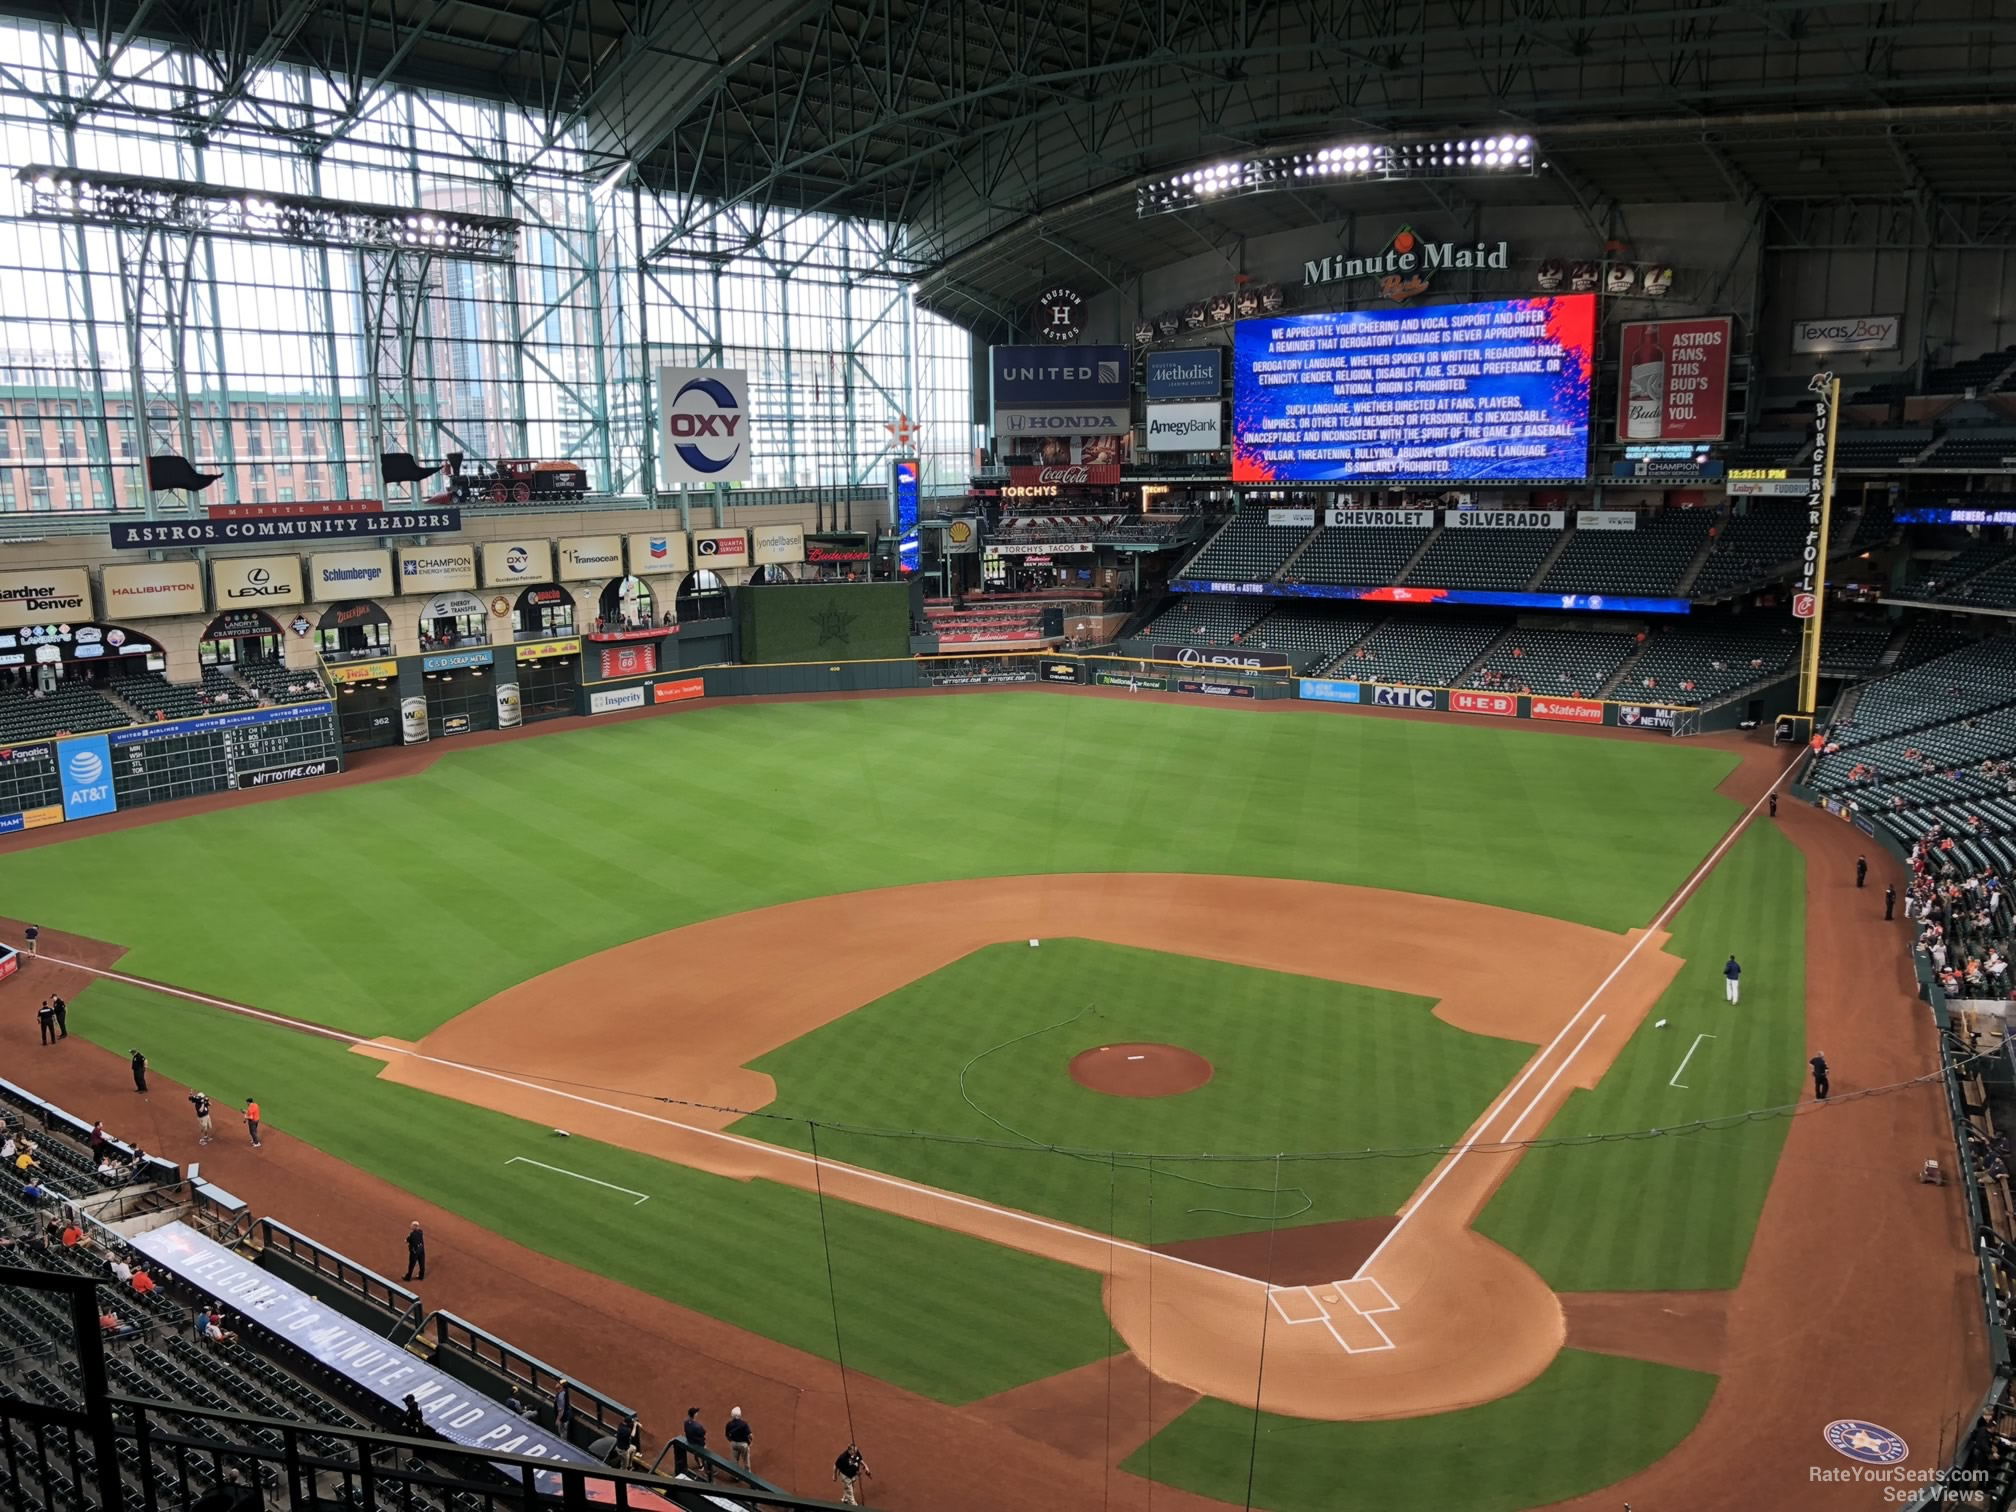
[1626,327,1664,440]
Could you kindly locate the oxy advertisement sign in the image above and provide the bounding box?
[1617,317,1731,443]
[481,541,552,587]
[1146,402,1223,450]
[1298,678,1361,703]
[57,733,116,820]
[659,366,751,483]
[100,561,205,620]
[1450,690,1516,716]
[1531,696,1604,724]
[1791,314,1900,354]
[555,536,622,581]
[0,568,92,629]
[626,532,689,576]
[308,550,393,602]
[397,545,477,592]
[1146,348,1223,400]
[212,555,303,608]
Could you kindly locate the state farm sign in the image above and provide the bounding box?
[1006,464,1121,487]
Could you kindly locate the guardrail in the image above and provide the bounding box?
[257,1217,422,1336]
[424,1311,635,1440]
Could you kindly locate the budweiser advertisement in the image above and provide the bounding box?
[1530,696,1605,724]
[1450,690,1515,717]
[1006,464,1122,487]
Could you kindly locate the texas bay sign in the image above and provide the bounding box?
[1304,224,1510,299]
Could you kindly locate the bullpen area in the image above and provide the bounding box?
[0,690,1976,1511]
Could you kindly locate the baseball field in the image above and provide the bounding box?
[0,689,1910,1510]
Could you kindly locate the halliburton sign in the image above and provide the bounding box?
[1006,464,1121,487]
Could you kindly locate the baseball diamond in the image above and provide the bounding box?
[0,13,2010,1512]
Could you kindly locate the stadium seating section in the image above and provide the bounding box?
[1540,508,1714,596]
[1142,596,1265,647]
[0,683,124,743]
[1900,539,2016,604]
[1403,527,1561,590]
[1691,502,1808,598]
[1180,508,1311,582]
[1624,624,1802,703]
[1834,429,1933,470]
[1464,629,1637,699]
[230,663,331,705]
[926,604,1048,645]
[1238,605,1381,668]
[1326,618,1506,686]
[1285,525,1433,587]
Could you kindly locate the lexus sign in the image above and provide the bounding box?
[1155,643,1290,671]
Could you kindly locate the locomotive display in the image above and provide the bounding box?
[432,453,590,504]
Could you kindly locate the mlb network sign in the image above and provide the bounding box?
[658,367,751,485]
[58,733,116,820]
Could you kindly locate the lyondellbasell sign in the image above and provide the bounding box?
[1303,224,1508,300]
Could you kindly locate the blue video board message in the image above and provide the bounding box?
[1232,295,1596,484]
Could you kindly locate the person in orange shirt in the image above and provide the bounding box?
[244,1097,262,1148]
[131,1268,158,1296]
[60,1223,85,1248]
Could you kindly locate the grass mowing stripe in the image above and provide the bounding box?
[70,977,1119,1404]
[1124,1350,1717,1512]
[5,698,1739,1038]
[734,940,1531,1245]
[1473,821,1807,1291]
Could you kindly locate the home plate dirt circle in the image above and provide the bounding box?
[1068,1042,1213,1097]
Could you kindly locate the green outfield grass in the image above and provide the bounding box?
[1475,820,1807,1290]
[2,695,1740,1036]
[1125,1349,1718,1512]
[733,938,1533,1244]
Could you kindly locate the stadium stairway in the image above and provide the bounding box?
[1388,524,1445,584]
[1521,526,1578,589]
[1674,522,1721,596]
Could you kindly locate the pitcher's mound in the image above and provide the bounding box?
[1069,1042,1212,1097]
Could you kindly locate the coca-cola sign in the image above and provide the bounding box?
[1006,464,1122,487]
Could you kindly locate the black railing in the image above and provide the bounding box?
[0,1263,856,1512]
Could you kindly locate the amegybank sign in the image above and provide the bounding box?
[1146,402,1223,450]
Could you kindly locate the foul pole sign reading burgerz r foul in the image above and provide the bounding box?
[1795,371,1841,715]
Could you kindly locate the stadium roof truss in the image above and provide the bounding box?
[7,0,2016,331]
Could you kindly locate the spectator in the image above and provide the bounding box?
[400,1394,425,1438]
[109,1254,133,1284]
[131,1267,158,1296]
[609,1414,640,1469]
[21,1177,45,1203]
[724,1407,752,1473]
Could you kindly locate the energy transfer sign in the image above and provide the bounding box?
[658,366,751,484]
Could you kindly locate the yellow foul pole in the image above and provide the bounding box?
[1795,373,1841,717]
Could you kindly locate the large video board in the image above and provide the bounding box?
[1232,295,1596,483]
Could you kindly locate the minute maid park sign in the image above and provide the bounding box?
[1304,224,1509,301]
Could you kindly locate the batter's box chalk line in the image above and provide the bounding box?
[1266,1276,1400,1353]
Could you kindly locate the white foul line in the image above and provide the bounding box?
[1669,1033,1716,1089]
[21,950,1270,1293]
[1498,1015,1606,1144]
[1349,766,1794,1283]
[506,1156,650,1205]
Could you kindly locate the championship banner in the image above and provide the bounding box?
[627,532,689,576]
[481,541,553,587]
[0,567,92,629]
[100,560,204,620]
[1530,696,1604,724]
[555,535,623,581]
[398,545,477,593]
[1451,690,1516,716]
[211,554,304,609]
[307,550,394,602]
[1616,704,1677,731]
[1155,644,1290,671]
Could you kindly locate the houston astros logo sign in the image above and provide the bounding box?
[1823,1420,1907,1465]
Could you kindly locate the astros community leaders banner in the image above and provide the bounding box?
[99,561,203,620]
[659,366,751,484]
[110,509,460,549]
[0,568,91,629]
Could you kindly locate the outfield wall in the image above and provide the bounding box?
[1293,678,1698,734]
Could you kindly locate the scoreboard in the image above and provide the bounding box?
[0,743,61,826]
[106,703,340,809]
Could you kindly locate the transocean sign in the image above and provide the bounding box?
[1303,226,1510,299]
